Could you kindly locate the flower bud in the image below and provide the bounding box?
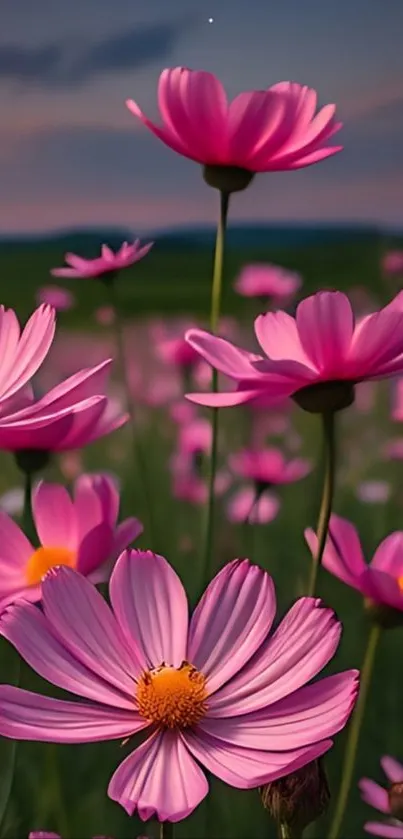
[261,759,330,834]
[203,165,255,193]
[293,381,355,414]
[389,782,403,821]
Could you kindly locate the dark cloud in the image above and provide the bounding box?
[0,19,191,89]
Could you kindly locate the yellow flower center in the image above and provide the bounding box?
[398,576,403,593]
[136,662,207,729]
[25,546,76,586]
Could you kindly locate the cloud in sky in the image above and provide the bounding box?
[0,19,190,89]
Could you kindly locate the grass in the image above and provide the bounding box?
[0,234,402,837]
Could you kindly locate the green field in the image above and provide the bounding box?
[0,235,402,838]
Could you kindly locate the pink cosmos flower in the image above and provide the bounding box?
[383,439,403,461]
[382,251,403,277]
[0,475,142,610]
[227,447,310,525]
[230,447,311,485]
[360,755,403,837]
[234,264,302,302]
[0,360,127,451]
[305,514,403,611]
[51,241,153,280]
[356,481,391,505]
[185,291,403,409]
[127,68,342,172]
[227,487,280,525]
[0,304,55,411]
[0,551,358,823]
[36,287,75,312]
[156,334,200,370]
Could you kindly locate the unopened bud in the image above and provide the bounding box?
[203,164,255,193]
[389,782,403,821]
[261,759,330,834]
[293,381,355,414]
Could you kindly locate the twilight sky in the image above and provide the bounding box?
[2,0,403,233]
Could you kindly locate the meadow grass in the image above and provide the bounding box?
[0,236,402,837]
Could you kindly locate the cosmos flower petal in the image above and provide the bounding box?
[32,482,78,551]
[109,550,188,669]
[0,685,140,742]
[201,671,358,749]
[108,729,208,822]
[183,728,332,788]
[363,823,403,838]
[359,778,390,814]
[381,756,403,784]
[0,600,136,709]
[305,514,366,590]
[42,566,142,690]
[208,598,341,716]
[188,559,276,694]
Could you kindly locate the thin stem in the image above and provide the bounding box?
[203,190,230,580]
[107,281,155,547]
[328,623,381,839]
[22,471,35,543]
[308,411,336,597]
[159,821,174,839]
[278,822,302,839]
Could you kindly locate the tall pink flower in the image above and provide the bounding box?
[51,241,153,280]
[0,475,142,610]
[0,552,358,823]
[305,514,403,614]
[0,304,55,411]
[0,360,127,451]
[360,755,403,837]
[227,447,311,525]
[127,68,342,192]
[234,264,302,302]
[185,291,403,413]
[230,447,311,485]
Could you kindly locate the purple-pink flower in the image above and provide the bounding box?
[29,834,116,839]
[51,241,153,280]
[0,552,358,823]
[382,251,403,278]
[185,291,403,410]
[0,360,127,451]
[36,287,75,312]
[234,264,302,302]
[0,474,142,610]
[0,304,55,411]
[305,514,403,612]
[127,68,342,172]
[360,755,403,837]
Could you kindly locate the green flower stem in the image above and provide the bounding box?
[329,623,381,839]
[107,281,155,547]
[308,411,336,597]
[159,821,174,839]
[278,823,302,839]
[203,190,230,581]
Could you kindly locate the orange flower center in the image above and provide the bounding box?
[25,546,76,586]
[136,662,207,729]
[398,576,403,593]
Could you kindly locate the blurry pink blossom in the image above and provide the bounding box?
[36,286,75,312]
[359,755,403,838]
[230,447,311,485]
[95,306,116,326]
[234,264,302,302]
[51,240,153,280]
[356,481,391,504]
[227,486,280,524]
[382,251,403,277]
